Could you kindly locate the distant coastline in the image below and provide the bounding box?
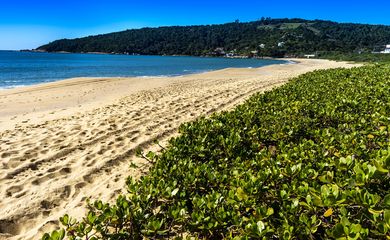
[19,49,263,59]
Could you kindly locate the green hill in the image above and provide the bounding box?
[37,18,390,57]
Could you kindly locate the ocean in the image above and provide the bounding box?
[0,51,286,89]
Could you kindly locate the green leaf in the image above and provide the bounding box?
[383,194,390,207]
[385,210,390,227]
[50,229,65,240]
[236,187,248,201]
[333,223,345,238]
[324,208,333,217]
[87,212,96,224]
[257,221,265,233]
[60,214,69,225]
[129,162,138,168]
[41,233,51,240]
[135,148,142,156]
[349,223,361,234]
[171,188,179,196]
[373,160,389,174]
[266,207,274,216]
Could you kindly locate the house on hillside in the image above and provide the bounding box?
[304,54,316,59]
[381,45,390,54]
[210,48,226,56]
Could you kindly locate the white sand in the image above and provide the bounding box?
[0,59,360,239]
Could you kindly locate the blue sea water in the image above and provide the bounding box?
[0,51,286,89]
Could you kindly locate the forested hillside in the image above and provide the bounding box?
[37,18,390,57]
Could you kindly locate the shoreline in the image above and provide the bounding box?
[0,60,294,93]
[0,59,360,239]
[0,54,288,91]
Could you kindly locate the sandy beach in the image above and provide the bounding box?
[0,59,359,239]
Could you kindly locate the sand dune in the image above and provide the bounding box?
[0,59,359,239]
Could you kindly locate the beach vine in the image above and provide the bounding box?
[43,65,390,239]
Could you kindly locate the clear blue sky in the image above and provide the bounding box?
[1,0,389,50]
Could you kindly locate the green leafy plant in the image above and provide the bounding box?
[43,65,390,239]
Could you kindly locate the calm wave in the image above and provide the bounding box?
[0,51,286,89]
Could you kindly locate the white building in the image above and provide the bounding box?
[304,54,316,59]
[381,44,390,54]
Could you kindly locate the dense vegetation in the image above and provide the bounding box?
[37,18,390,57]
[43,65,390,239]
[319,52,390,63]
